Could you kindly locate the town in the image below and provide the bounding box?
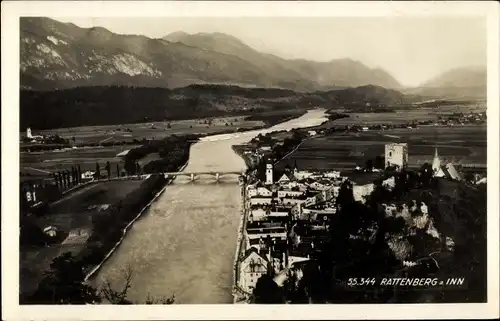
[233,138,486,303]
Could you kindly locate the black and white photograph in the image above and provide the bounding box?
[2,1,499,320]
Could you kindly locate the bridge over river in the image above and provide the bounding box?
[90,109,328,304]
[163,171,245,182]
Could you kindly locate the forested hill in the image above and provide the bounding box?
[20,84,413,130]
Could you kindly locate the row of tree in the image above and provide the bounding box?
[52,165,82,191]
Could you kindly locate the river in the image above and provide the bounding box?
[91,109,328,304]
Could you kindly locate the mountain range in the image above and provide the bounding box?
[402,66,487,99]
[21,17,403,91]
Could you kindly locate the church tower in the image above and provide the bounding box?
[432,147,445,177]
[265,162,274,185]
[432,147,441,172]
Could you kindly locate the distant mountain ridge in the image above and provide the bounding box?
[422,66,486,88]
[402,67,487,99]
[21,17,402,91]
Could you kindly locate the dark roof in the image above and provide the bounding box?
[247,221,284,229]
[241,247,268,262]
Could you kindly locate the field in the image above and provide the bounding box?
[276,125,487,172]
[325,104,486,127]
[20,180,142,297]
[20,145,140,179]
[30,116,265,146]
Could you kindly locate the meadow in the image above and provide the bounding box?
[32,116,265,146]
[20,145,141,179]
[20,180,143,298]
[276,125,487,172]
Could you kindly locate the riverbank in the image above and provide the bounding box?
[84,163,187,282]
[232,182,251,303]
[84,111,313,289]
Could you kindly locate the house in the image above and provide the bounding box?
[308,130,317,136]
[277,189,304,198]
[277,173,292,184]
[239,248,269,293]
[246,225,288,248]
[293,165,314,180]
[323,171,341,179]
[43,226,58,237]
[247,185,258,198]
[353,183,375,203]
[280,196,307,207]
[256,187,273,197]
[362,127,369,131]
[81,171,95,179]
[250,197,273,206]
[307,181,329,191]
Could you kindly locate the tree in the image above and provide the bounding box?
[419,163,434,188]
[71,166,76,186]
[77,165,82,184]
[105,161,111,180]
[65,170,71,187]
[336,180,355,212]
[375,155,385,170]
[365,159,374,172]
[100,267,134,304]
[29,253,101,304]
[57,172,64,190]
[60,171,67,189]
[53,173,59,190]
[253,274,284,303]
[100,267,175,305]
[95,163,101,180]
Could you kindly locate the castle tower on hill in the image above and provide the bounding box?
[384,143,408,171]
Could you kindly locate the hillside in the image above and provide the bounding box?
[20,84,409,130]
[403,67,486,99]
[20,17,401,91]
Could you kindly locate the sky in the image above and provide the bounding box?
[57,17,486,87]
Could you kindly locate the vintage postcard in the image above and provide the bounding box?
[2,1,499,320]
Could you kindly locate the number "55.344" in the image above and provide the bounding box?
[347,278,376,286]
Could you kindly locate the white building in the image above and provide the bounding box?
[323,171,341,179]
[293,166,314,180]
[277,189,304,198]
[385,143,408,171]
[81,171,95,179]
[250,197,273,206]
[277,173,292,184]
[43,226,58,237]
[265,163,274,185]
[280,197,307,207]
[256,187,272,197]
[353,184,375,203]
[239,248,269,293]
